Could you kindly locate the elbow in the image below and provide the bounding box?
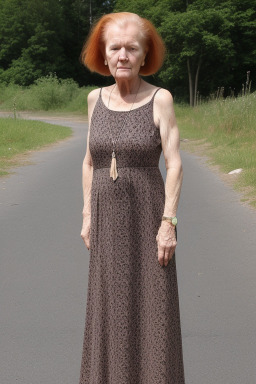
[165,156,183,175]
[82,160,93,181]
[83,155,93,169]
[180,163,183,179]
[180,164,183,185]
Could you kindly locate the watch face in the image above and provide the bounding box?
[172,217,178,226]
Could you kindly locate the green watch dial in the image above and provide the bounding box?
[171,217,178,226]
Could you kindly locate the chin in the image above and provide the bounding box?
[114,72,138,80]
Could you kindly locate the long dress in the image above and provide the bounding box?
[79,88,185,384]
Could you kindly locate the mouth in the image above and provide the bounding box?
[117,67,130,70]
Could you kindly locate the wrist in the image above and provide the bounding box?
[162,215,178,226]
[161,220,176,230]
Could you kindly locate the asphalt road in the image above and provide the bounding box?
[0,116,256,384]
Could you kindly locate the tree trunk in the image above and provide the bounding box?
[187,58,194,106]
[194,56,202,106]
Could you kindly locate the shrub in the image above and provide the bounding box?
[30,73,80,110]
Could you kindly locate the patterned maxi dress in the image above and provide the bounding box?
[79,88,185,384]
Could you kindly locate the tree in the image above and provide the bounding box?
[1,0,255,94]
[160,3,235,106]
[115,0,256,104]
[228,0,256,92]
[0,0,116,86]
[0,0,65,85]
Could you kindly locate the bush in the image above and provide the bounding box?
[30,73,80,110]
[0,74,97,112]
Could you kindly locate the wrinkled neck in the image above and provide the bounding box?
[115,76,141,98]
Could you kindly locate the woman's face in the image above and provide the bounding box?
[104,22,147,81]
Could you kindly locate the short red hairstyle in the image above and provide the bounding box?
[80,12,166,76]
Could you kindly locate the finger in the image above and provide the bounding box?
[164,247,170,266]
[168,247,174,261]
[169,242,177,260]
[157,245,165,266]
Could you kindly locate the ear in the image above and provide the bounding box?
[141,47,148,67]
[141,53,147,67]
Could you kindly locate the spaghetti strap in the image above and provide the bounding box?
[151,87,162,101]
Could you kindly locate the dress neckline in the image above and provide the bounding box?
[99,88,160,113]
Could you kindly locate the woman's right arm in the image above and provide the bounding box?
[80,89,100,249]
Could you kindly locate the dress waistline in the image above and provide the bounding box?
[94,166,159,170]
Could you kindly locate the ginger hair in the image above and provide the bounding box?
[80,12,166,76]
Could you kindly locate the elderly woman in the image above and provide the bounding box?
[79,12,185,384]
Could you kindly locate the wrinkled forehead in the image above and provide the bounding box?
[103,21,146,47]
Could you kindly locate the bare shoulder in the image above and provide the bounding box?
[87,88,101,120]
[153,88,175,129]
[87,88,101,105]
[154,88,174,109]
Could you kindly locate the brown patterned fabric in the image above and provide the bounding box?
[79,89,185,383]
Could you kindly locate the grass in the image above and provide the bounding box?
[175,92,256,208]
[0,74,96,114]
[0,117,72,176]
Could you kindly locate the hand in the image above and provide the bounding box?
[81,217,91,250]
[156,221,177,267]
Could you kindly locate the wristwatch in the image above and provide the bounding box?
[162,216,178,226]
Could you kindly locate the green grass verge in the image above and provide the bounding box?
[175,92,256,208]
[0,75,96,113]
[0,117,72,176]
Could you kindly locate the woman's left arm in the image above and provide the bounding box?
[154,89,183,267]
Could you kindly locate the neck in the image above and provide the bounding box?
[115,76,141,97]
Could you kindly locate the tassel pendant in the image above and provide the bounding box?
[110,150,118,181]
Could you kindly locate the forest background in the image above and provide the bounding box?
[0,0,255,105]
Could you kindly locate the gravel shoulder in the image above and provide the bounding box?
[180,138,256,212]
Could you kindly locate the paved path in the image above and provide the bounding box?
[0,116,256,384]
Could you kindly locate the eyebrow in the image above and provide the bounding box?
[109,44,119,48]
[108,42,140,48]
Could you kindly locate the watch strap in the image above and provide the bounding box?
[162,216,178,226]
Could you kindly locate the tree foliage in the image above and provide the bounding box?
[115,0,256,104]
[160,3,235,105]
[0,0,255,102]
[0,0,115,86]
[0,0,65,85]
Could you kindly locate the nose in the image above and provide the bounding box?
[119,47,128,61]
